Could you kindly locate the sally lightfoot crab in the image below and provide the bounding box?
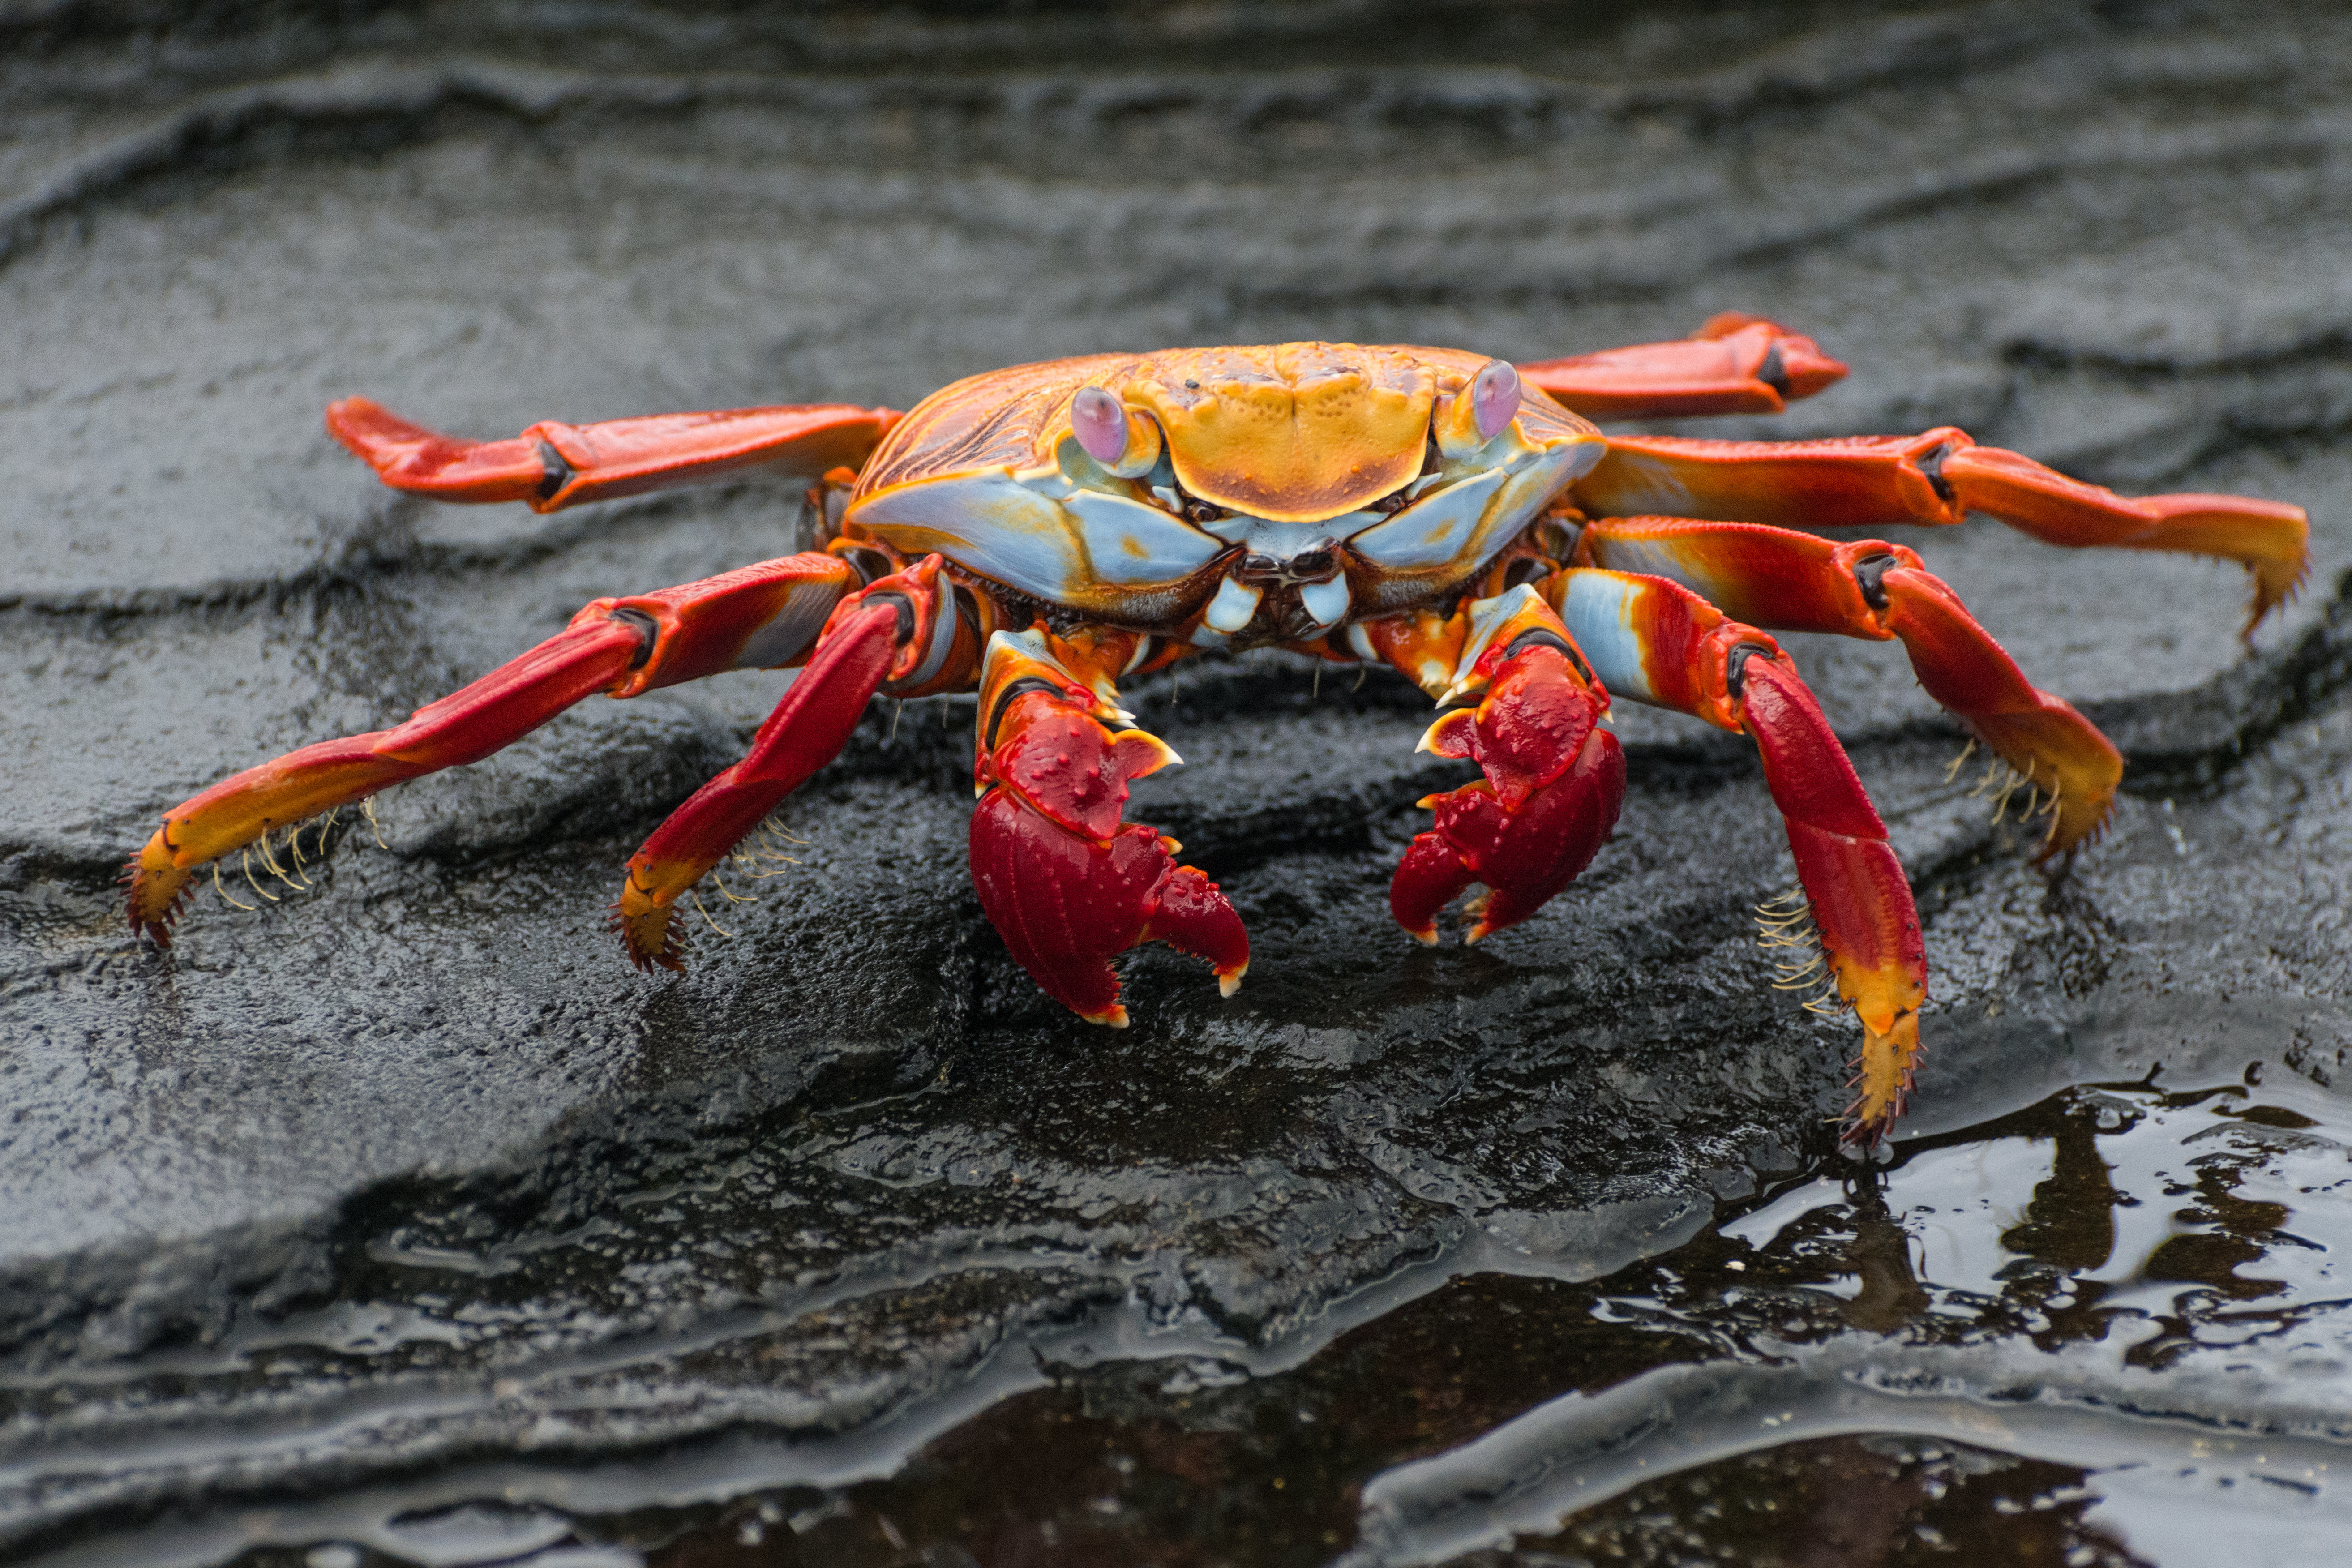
[124,317,2309,1145]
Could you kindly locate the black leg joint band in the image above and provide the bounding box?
[534,439,573,502]
[839,545,897,586]
[985,676,1069,750]
[1725,641,1774,702]
[1916,442,1957,506]
[606,607,660,670]
[1499,626,1596,686]
[862,591,918,648]
[1852,553,1899,612]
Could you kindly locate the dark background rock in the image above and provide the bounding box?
[3,1,2352,1559]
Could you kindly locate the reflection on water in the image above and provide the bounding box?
[1461,1434,2153,1568]
[216,1075,2352,1566]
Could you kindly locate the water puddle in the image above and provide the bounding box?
[29,1070,2352,1567]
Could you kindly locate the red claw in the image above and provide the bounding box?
[969,796,1247,1025]
[969,646,1244,1024]
[1392,642,1627,944]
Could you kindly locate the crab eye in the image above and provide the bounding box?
[1184,496,1229,524]
[1471,359,1521,441]
[1072,387,1130,466]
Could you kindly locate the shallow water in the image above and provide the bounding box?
[41,1073,2335,1566]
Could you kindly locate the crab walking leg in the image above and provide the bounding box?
[616,557,952,969]
[1574,428,2311,635]
[1517,314,1847,421]
[968,627,1247,1026]
[1543,567,1928,1144]
[126,551,861,942]
[1579,518,2121,857]
[328,398,901,514]
[1356,587,1627,945]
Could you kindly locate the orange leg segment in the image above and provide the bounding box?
[126,552,861,944]
[967,627,1246,1026]
[328,398,902,513]
[1577,517,2121,857]
[1573,428,2310,634]
[1540,566,1928,1145]
[1517,314,1848,421]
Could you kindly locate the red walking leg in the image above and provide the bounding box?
[614,556,957,969]
[1517,314,1848,421]
[1577,517,2121,857]
[126,551,860,942]
[1572,428,2310,634]
[967,625,1247,1026]
[328,398,901,513]
[1538,566,1928,1146]
[1356,587,1627,946]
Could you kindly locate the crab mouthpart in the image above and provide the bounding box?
[1203,576,1263,633]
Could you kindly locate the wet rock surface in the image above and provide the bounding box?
[4,2,2352,1561]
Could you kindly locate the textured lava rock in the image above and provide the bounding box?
[3,0,2352,1555]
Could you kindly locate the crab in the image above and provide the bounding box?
[123,315,2309,1145]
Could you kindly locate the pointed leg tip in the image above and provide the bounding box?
[1838,1118,1891,1157]
[124,836,193,945]
[1217,967,1245,998]
[1840,1012,1920,1149]
[614,895,689,975]
[1404,926,1441,947]
[1082,1005,1131,1028]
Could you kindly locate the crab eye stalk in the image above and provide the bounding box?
[1072,388,1126,464]
[1070,386,1163,478]
[1435,358,1524,458]
[1472,359,1521,440]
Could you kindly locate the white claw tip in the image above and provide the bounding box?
[1407,927,1440,947]
[1218,969,1243,998]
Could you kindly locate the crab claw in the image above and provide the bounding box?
[968,631,1245,1023]
[1391,591,1627,943]
[970,797,1247,1025]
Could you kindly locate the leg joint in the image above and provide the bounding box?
[1851,552,1901,611]
[1499,625,1596,686]
[1724,639,1776,701]
[532,438,573,503]
[985,676,1069,751]
[605,606,660,669]
[1915,440,1958,505]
